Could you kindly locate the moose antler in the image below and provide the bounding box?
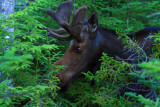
[46,1,87,42]
[60,6,87,42]
[45,0,73,41]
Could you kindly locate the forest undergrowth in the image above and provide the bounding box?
[0,0,160,106]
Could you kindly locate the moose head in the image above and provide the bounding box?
[45,1,101,91]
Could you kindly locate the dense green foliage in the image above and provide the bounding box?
[0,0,160,106]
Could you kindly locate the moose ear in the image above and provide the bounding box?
[88,12,98,33]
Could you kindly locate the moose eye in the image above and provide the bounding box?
[75,46,81,52]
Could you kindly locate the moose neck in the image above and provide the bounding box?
[97,27,127,59]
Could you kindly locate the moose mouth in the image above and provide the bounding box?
[58,69,87,92]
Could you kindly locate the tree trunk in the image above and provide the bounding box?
[0,0,15,38]
[0,0,15,17]
[0,0,15,90]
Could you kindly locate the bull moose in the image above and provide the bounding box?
[44,1,160,91]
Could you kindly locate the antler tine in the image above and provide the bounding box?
[60,6,87,42]
[46,0,73,25]
[46,28,72,41]
[45,1,73,41]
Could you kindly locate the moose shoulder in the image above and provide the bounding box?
[44,1,160,91]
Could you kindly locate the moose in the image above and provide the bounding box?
[44,1,160,91]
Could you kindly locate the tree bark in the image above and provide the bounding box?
[0,0,15,18]
[0,0,15,89]
[0,0,15,38]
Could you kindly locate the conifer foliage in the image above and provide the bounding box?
[0,0,160,106]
